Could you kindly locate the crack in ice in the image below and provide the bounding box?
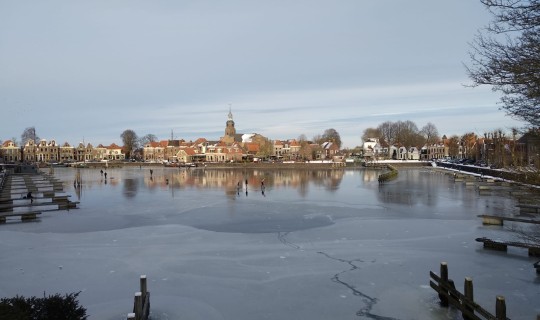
[276,233,400,320]
[317,252,400,320]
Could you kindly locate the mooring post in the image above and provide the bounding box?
[439,262,449,306]
[463,277,474,319]
[440,262,448,282]
[134,292,142,320]
[140,275,147,302]
[495,296,506,320]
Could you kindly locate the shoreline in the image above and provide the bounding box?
[70,161,431,170]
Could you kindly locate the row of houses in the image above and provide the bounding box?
[0,139,125,164]
[361,130,540,167]
[143,136,341,163]
[0,136,341,165]
[3,108,538,166]
[1,110,345,165]
[362,138,447,161]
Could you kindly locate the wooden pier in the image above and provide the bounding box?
[475,237,540,257]
[0,169,78,223]
[478,214,540,226]
[430,262,510,320]
[516,204,540,214]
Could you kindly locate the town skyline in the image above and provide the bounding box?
[0,1,526,148]
[0,113,526,152]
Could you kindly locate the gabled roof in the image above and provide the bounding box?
[193,138,207,145]
[289,139,300,147]
[180,147,196,156]
[321,142,339,150]
[107,143,122,150]
[2,140,13,147]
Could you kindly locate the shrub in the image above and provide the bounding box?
[0,292,87,320]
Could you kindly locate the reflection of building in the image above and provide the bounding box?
[151,168,345,198]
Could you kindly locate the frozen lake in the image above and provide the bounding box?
[1,166,539,319]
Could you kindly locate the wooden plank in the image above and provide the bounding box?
[478,214,540,225]
[1,211,43,217]
[476,237,540,252]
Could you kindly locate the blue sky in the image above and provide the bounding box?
[0,1,525,148]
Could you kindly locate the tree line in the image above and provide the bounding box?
[361,121,440,148]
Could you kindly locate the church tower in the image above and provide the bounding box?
[225,106,236,137]
[222,105,236,145]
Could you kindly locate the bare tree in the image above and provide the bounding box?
[461,132,478,160]
[447,135,461,158]
[466,0,540,127]
[377,121,396,145]
[256,136,273,159]
[361,127,382,143]
[120,129,139,159]
[420,122,440,146]
[139,134,158,147]
[396,120,424,147]
[322,128,342,148]
[21,127,39,145]
[312,134,323,144]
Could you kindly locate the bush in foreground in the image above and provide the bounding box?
[0,292,87,320]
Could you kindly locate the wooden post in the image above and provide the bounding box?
[463,277,474,319]
[440,262,448,282]
[495,296,506,320]
[134,292,142,320]
[439,262,449,307]
[140,275,147,302]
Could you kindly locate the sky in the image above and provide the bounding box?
[0,0,527,149]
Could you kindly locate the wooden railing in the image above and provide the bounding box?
[430,262,509,320]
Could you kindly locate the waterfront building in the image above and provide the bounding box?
[35,139,59,163]
[0,140,21,163]
[273,140,284,158]
[408,147,420,160]
[143,141,167,163]
[59,142,76,163]
[321,141,340,159]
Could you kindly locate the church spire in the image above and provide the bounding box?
[224,103,236,143]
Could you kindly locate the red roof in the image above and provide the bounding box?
[245,143,260,152]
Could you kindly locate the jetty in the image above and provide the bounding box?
[0,165,78,223]
[475,237,540,257]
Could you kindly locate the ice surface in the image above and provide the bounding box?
[0,167,538,320]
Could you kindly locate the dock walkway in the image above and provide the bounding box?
[0,168,78,223]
